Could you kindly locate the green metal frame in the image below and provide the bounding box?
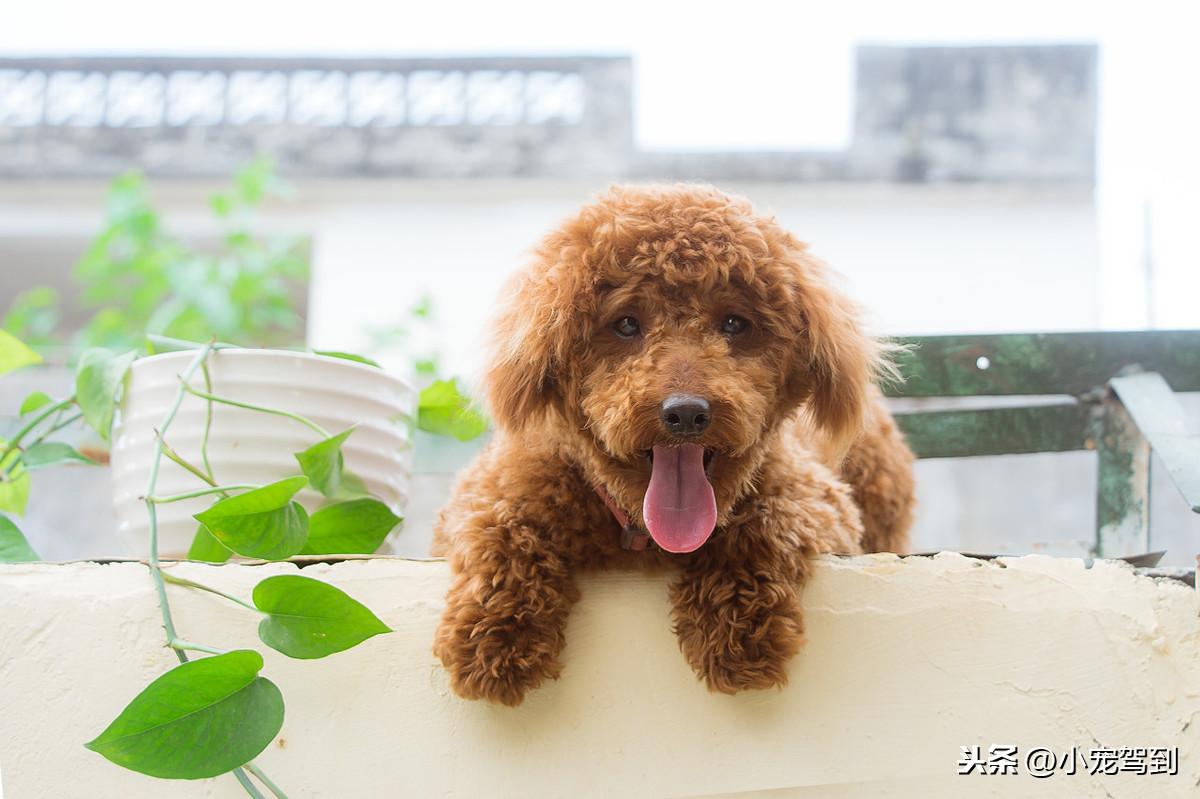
[888,330,1200,557]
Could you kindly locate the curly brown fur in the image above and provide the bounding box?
[432,184,915,704]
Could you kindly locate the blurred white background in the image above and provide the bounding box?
[6,0,1197,356]
[2,0,1197,562]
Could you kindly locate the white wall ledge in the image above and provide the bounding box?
[1,553,1197,798]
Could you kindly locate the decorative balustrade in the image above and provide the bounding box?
[0,57,633,178]
[0,47,1096,182]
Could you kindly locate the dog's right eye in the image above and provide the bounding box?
[613,316,641,339]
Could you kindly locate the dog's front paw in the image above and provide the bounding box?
[433,596,565,706]
[670,569,805,694]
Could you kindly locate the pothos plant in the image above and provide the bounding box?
[0,331,429,797]
[2,160,487,446]
[4,158,307,354]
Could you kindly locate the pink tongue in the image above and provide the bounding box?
[643,444,717,553]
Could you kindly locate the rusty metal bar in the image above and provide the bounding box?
[889,330,1200,397]
[1092,394,1151,558]
[895,402,1091,459]
[1109,371,1200,514]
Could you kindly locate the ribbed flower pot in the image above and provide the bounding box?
[110,349,413,558]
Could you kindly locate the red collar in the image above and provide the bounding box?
[593,484,652,551]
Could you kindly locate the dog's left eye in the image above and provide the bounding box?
[613,316,641,339]
[720,315,749,336]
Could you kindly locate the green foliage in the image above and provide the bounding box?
[337,469,372,496]
[18,391,53,416]
[0,329,42,376]
[0,127,488,787]
[3,160,308,354]
[313,350,381,368]
[418,378,489,441]
[74,348,136,441]
[253,574,391,659]
[0,514,38,562]
[294,427,355,497]
[20,442,93,470]
[193,477,310,561]
[302,498,401,555]
[0,446,30,516]
[84,650,284,779]
[2,287,59,349]
[409,295,432,319]
[363,295,489,441]
[77,163,307,351]
[1,306,404,793]
[187,524,233,564]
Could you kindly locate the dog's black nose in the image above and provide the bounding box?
[660,394,711,437]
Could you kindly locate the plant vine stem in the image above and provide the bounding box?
[1,410,84,481]
[162,571,260,613]
[147,484,259,503]
[3,395,75,450]
[148,334,241,353]
[244,762,289,799]
[26,412,84,449]
[169,638,228,656]
[181,383,331,438]
[232,767,267,799]
[143,343,286,798]
[200,359,216,482]
[157,434,218,487]
[144,344,212,665]
[2,405,83,481]
[1,397,78,477]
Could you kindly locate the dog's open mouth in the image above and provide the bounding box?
[641,444,718,554]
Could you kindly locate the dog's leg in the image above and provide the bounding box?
[669,456,862,693]
[434,518,579,706]
[839,395,916,554]
[670,549,806,693]
[432,443,593,706]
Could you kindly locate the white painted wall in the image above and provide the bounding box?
[0,179,1101,381]
[302,181,1102,378]
[0,554,1196,797]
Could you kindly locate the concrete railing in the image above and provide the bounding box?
[0,553,1196,796]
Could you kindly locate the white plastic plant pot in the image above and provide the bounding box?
[110,349,413,558]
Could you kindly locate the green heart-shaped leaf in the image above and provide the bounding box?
[294,428,355,497]
[196,476,307,515]
[21,442,95,470]
[84,650,284,779]
[301,498,401,555]
[18,391,53,416]
[75,348,137,441]
[313,350,380,368]
[253,574,391,659]
[417,379,488,441]
[194,477,309,561]
[187,523,233,563]
[0,515,39,562]
[0,447,30,517]
[331,469,371,500]
[0,330,41,376]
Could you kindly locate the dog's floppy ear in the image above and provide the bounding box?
[484,257,582,432]
[783,245,889,460]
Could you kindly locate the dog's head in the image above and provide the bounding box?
[485,184,886,552]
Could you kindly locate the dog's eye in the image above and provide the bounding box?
[720,315,749,336]
[613,316,641,339]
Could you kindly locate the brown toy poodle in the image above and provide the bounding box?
[431,184,915,706]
